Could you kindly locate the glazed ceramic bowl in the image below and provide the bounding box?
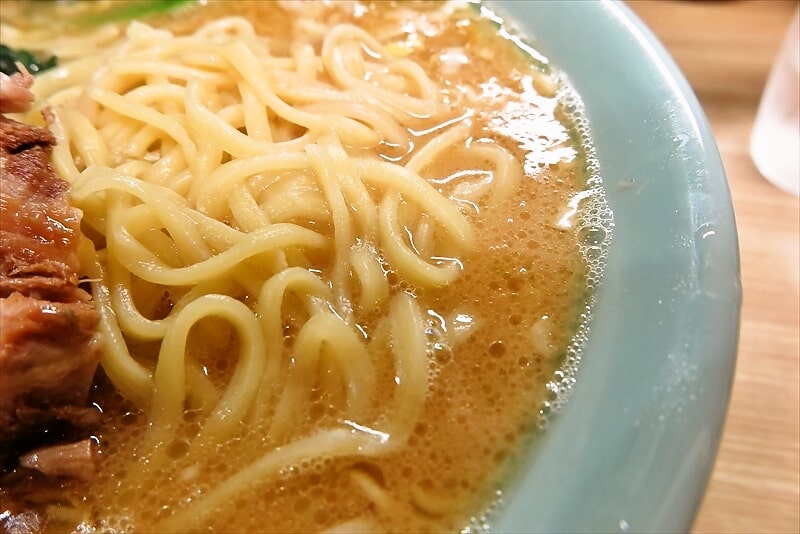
[488,2,742,532]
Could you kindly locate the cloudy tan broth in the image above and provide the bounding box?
[6,2,602,532]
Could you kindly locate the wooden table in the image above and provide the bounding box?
[626,1,800,532]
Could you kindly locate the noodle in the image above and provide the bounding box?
[42,6,482,507]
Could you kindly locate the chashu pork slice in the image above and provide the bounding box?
[0,70,102,460]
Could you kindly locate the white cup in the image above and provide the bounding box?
[750,7,800,196]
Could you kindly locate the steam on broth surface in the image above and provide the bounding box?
[0,1,610,532]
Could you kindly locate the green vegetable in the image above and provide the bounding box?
[78,0,196,26]
[0,44,57,76]
[1,0,195,77]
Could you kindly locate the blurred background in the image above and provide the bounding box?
[627,1,799,532]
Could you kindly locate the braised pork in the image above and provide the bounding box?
[0,68,34,114]
[0,70,102,465]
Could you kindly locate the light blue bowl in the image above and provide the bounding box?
[487,1,742,532]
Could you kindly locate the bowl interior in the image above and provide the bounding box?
[486,2,742,532]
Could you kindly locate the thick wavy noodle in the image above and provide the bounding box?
[22,6,506,530]
[2,1,609,532]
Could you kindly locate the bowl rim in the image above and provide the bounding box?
[484,1,742,532]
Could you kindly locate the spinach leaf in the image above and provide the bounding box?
[79,0,196,26]
[0,44,57,76]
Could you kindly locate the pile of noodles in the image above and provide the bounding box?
[8,5,524,530]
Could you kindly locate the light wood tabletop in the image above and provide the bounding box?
[626,1,800,533]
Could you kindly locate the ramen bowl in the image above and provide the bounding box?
[488,1,741,532]
[0,0,739,531]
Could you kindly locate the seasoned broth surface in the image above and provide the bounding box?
[0,1,609,532]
